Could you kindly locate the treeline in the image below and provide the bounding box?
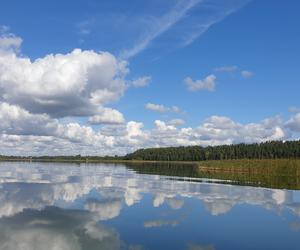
[31,155,123,161]
[0,154,123,162]
[124,140,300,161]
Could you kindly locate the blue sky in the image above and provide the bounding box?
[0,0,299,155]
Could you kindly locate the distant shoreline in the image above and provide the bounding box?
[1,157,300,168]
[1,140,299,165]
[0,158,198,165]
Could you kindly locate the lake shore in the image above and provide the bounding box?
[1,157,300,168]
[0,158,198,165]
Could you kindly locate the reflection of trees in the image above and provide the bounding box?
[127,161,300,190]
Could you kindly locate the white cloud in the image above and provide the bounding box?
[88,108,125,125]
[196,116,287,144]
[0,29,140,148]
[167,118,185,126]
[0,31,22,53]
[181,1,250,46]
[145,103,168,113]
[241,70,254,78]
[120,0,201,59]
[0,114,292,156]
[286,113,300,132]
[129,76,151,88]
[154,120,177,131]
[145,103,183,114]
[148,116,288,148]
[125,121,146,146]
[184,75,216,92]
[120,0,250,58]
[0,102,125,153]
[0,47,128,118]
[0,102,58,136]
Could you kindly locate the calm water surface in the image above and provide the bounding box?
[0,161,299,250]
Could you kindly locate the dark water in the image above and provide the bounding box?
[0,162,299,250]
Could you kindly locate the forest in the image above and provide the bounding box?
[124,140,300,161]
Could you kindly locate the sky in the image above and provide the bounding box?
[0,0,299,156]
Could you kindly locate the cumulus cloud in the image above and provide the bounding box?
[0,102,293,156]
[154,120,177,132]
[88,108,125,125]
[184,75,216,92]
[195,116,287,144]
[146,103,166,113]
[0,27,22,53]
[0,29,143,155]
[145,103,183,114]
[286,113,300,132]
[0,28,134,128]
[0,113,292,156]
[129,76,151,88]
[0,102,58,136]
[167,119,185,126]
[0,48,128,118]
[151,116,287,148]
[0,103,124,153]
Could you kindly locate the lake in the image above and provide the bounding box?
[0,161,299,250]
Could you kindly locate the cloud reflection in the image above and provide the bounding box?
[0,161,299,220]
[0,161,300,249]
[0,207,121,250]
